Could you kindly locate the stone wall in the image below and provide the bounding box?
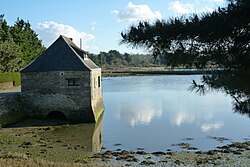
[21,71,96,123]
[0,93,24,126]
[90,69,104,122]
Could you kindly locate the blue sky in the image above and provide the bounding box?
[2,0,226,54]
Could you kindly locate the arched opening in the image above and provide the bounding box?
[46,111,68,121]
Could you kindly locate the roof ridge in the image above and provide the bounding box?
[60,36,93,70]
[20,35,99,72]
[60,35,86,53]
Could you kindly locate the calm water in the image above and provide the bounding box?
[101,75,250,152]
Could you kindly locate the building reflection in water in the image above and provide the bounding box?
[44,115,103,153]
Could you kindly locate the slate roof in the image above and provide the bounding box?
[21,35,99,73]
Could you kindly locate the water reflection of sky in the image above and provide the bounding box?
[102,75,250,151]
[115,99,162,127]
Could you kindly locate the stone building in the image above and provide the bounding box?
[20,35,104,123]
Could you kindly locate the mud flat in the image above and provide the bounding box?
[0,123,249,166]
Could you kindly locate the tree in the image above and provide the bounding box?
[0,15,45,72]
[0,40,23,72]
[0,15,13,42]
[10,18,45,65]
[121,0,250,73]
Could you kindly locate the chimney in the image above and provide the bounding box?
[80,38,82,49]
[83,54,88,59]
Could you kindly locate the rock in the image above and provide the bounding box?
[232,150,242,155]
[187,147,198,150]
[165,155,171,158]
[74,145,81,150]
[136,151,147,155]
[217,145,229,149]
[19,141,33,148]
[114,153,138,162]
[124,155,138,162]
[183,138,194,141]
[40,136,49,140]
[222,149,231,153]
[56,139,65,143]
[207,150,217,155]
[102,151,113,159]
[137,147,144,150]
[26,151,32,157]
[196,159,203,165]
[74,159,88,163]
[140,160,156,166]
[208,136,229,142]
[166,152,173,155]
[39,143,47,147]
[172,143,190,149]
[120,150,130,155]
[40,149,46,153]
[61,144,69,147]
[91,153,102,158]
[38,127,52,131]
[174,160,181,165]
[229,142,248,149]
[151,151,166,156]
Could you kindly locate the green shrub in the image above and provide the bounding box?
[0,72,21,86]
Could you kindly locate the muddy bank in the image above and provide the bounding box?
[91,141,250,166]
[0,123,249,166]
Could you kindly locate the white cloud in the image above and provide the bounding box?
[195,0,224,5]
[200,6,214,13]
[35,21,95,51]
[169,1,214,15]
[112,2,162,23]
[204,0,224,3]
[169,1,195,15]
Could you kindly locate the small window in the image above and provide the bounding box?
[66,78,80,86]
[94,78,96,88]
[98,76,101,87]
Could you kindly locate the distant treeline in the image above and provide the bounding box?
[0,15,45,73]
[88,50,167,69]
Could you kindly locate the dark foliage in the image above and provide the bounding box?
[189,71,250,117]
[121,0,250,73]
[0,15,45,72]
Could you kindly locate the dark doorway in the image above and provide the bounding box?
[47,111,67,120]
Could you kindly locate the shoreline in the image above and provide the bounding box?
[102,67,219,77]
[0,123,249,166]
